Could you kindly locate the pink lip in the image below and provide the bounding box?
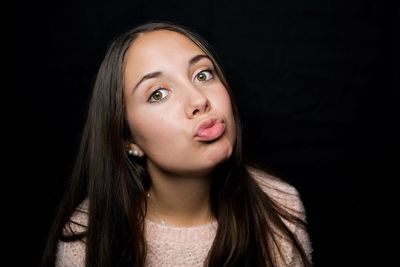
[194,118,226,141]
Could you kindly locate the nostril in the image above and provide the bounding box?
[190,99,210,117]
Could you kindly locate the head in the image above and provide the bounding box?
[91,21,242,182]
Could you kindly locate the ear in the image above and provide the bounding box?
[125,143,145,157]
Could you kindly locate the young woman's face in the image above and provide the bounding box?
[123,30,236,177]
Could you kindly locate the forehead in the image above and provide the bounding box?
[126,30,204,62]
[123,30,208,89]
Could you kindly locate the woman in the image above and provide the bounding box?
[42,21,312,267]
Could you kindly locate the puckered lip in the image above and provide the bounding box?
[193,117,225,140]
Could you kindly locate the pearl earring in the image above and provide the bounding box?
[128,150,139,156]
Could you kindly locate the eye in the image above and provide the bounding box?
[195,69,213,82]
[148,88,169,103]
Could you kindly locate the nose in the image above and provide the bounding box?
[184,84,210,118]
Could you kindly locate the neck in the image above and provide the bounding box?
[146,162,214,227]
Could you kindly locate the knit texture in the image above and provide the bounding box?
[55,170,312,266]
[145,219,218,266]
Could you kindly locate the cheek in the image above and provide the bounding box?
[128,109,184,151]
[212,89,235,126]
[221,92,237,145]
[215,88,233,112]
[132,115,168,140]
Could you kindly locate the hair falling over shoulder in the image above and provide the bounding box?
[42,21,312,267]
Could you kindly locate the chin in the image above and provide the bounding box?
[205,141,233,167]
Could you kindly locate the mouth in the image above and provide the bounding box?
[194,118,226,142]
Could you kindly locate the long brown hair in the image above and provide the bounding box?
[42,21,311,267]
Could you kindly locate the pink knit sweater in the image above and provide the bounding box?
[55,170,312,266]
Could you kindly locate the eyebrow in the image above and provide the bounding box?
[189,54,210,66]
[132,54,210,92]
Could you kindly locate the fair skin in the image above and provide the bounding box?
[123,30,236,226]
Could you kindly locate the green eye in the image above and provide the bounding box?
[152,91,163,100]
[148,88,168,103]
[197,72,207,81]
[196,70,213,82]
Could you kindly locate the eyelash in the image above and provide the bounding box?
[195,69,214,83]
[147,69,215,103]
[148,87,169,103]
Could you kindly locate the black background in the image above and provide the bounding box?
[11,0,398,266]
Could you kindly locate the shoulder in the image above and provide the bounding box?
[248,166,313,263]
[56,239,86,267]
[247,166,306,219]
[63,199,89,234]
[55,199,88,267]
